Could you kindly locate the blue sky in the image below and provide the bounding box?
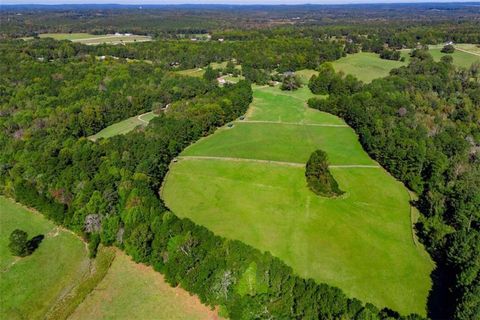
[3,0,477,4]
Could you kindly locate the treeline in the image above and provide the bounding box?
[0,40,424,319]
[8,37,345,82]
[2,3,480,40]
[308,52,480,319]
[0,40,213,139]
[212,21,480,52]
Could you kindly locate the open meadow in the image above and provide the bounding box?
[35,33,152,45]
[163,85,434,316]
[0,196,89,320]
[427,44,480,68]
[89,112,158,141]
[331,52,407,83]
[0,196,218,320]
[69,249,220,320]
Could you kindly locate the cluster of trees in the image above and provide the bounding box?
[309,63,362,96]
[0,39,425,319]
[379,48,402,61]
[441,44,455,54]
[308,51,480,319]
[305,150,343,197]
[281,73,303,91]
[8,229,43,257]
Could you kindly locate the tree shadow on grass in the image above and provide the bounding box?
[427,262,455,320]
[27,234,45,254]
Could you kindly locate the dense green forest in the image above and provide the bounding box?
[308,51,480,320]
[1,5,480,318]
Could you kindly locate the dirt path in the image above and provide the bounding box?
[407,190,421,248]
[178,155,305,167]
[455,47,480,57]
[177,155,380,169]
[137,111,154,124]
[238,120,348,127]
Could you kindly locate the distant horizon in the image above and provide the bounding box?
[2,1,479,6]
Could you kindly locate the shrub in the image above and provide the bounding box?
[305,150,344,197]
[281,74,302,91]
[9,229,30,257]
[441,44,455,54]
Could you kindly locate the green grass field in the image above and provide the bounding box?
[0,196,218,319]
[455,43,480,55]
[176,68,205,77]
[89,112,158,141]
[331,52,407,83]
[69,249,220,320]
[176,61,241,78]
[0,196,89,320]
[38,33,98,40]
[163,85,434,315]
[295,69,320,84]
[427,45,480,69]
[34,33,151,45]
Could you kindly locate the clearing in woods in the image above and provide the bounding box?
[428,44,480,68]
[88,111,158,141]
[162,84,434,316]
[331,52,407,83]
[70,249,221,320]
[0,196,89,320]
[300,46,479,85]
[0,196,220,320]
[34,33,152,45]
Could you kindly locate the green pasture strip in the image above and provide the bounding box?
[0,196,90,320]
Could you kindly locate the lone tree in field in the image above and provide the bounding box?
[9,229,30,257]
[305,150,344,197]
[203,66,219,82]
[281,74,302,91]
[441,44,455,54]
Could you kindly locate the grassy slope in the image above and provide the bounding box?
[0,196,89,320]
[455,43,480,55]
[78,36,151,45]
[163,85,433,315]
[89,112,158,141]
[176,68,205,77]
[38,33,99,40]
[300,47,478,85]
[37,33,151,45]
[332,52,407,83]
[0,198,219,320]
[428,48,480,69]
[70,249,219,320]
[176,61,241,78]
[184,87,373,165]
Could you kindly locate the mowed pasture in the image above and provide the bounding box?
[331,52,407,83]
[35,33,151,45]
[89,111,158,140]
[70,249,220,320]
[0,196,89,320]
[163,85,434,315]
[427,44,480,69]
[0,196,220,320]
